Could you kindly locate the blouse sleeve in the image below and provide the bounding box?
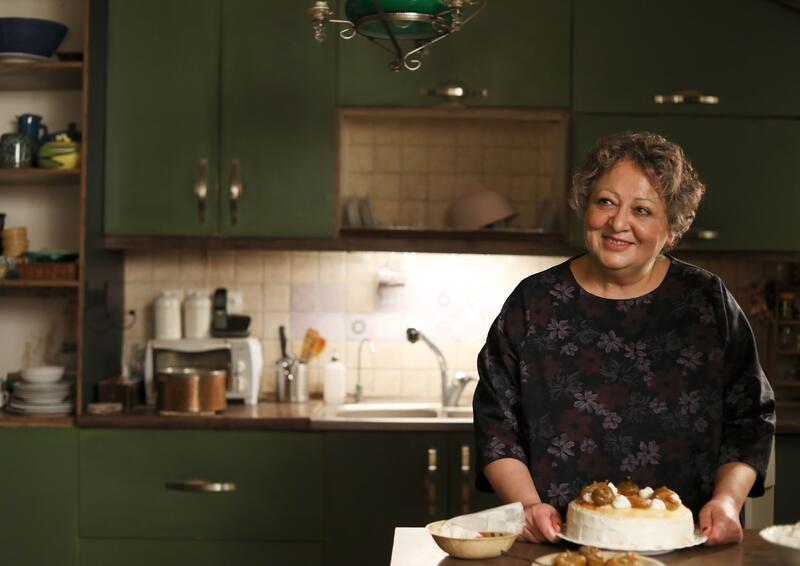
[717,279,776,497]
[473,287,529,492]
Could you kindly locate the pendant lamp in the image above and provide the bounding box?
[307,0,485,71]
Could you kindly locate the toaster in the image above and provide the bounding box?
[144,337,263,406]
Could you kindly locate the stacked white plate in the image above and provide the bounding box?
[6,379,74,416]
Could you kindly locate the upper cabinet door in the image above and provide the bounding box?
[337,0,571,107]
[573,114,800,251]
[574,0,800,117]
[105,0,221,236]
[220,0,337,238]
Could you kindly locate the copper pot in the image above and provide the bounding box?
[156,367,227,415]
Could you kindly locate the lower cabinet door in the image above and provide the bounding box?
[0,428,77,566]
[78,540,323,566]
[324,432,448,566]
[448,433,502,516]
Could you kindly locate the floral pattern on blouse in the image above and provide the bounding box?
[473,255,776,516]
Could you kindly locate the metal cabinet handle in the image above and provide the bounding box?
[654,90,719,105]
[460,445,471,514]
[685,229,720,241]
[427,447,438,472]
[228,159,243,226]
[426,447,438,516]
[194,159,208,223]
[165,479,236,493]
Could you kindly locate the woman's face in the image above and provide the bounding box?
[584,159,674,274]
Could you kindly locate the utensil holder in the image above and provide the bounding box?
[276,358,308,403]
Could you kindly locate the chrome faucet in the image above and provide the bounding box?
[355,337,375,403]
[406,327,476,407]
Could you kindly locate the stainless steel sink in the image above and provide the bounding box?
[316,402,473,422]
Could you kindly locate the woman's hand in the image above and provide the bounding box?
[520,502,562,543]
[699,496,743,545]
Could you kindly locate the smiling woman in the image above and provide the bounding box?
[472,131,775,550]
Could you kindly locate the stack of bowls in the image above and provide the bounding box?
[5,366,74,416]
[2,226,28,259]
[37,141,80,169]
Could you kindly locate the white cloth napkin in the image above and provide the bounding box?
[439,502,525,539]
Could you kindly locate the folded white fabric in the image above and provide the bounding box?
[439,502,524,539]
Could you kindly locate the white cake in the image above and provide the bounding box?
[564,481,696,551]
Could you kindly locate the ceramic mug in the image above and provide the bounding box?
[0,133,34,168]
[16,113,48,150]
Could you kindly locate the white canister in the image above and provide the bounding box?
[323,354,346,406]
[154,290,182,339]
[183,289,211,339]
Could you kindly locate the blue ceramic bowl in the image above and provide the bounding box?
[0,17,68,59]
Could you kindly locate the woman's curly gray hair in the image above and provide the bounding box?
[569,131,706,249]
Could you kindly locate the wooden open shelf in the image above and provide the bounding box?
[0,168,80,185]
[0,412,74,427]
[0,60,83,90]
[0,279,79,288]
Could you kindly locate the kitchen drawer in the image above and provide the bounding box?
[79,539,323,566]
[79,430,323,540]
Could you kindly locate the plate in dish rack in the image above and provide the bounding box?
[536,550,666,565]
[556,529,707,555]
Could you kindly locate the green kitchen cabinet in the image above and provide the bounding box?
[79,540,322,566]
[574,0,800,116]
[571,114,800,251]
[105,0,336,238]
[0,428,77,566]
[775,434,798,525]
[448,432,501,516]
[324,432,449,566]
[79,430,324,541]
[324,431,499,566]
[336,0,571,108]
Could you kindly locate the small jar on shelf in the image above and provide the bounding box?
[778,291,796,320]
[780,326,793,349]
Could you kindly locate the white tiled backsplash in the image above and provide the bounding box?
[122,251,770,402]
[339,109,568,231]
[123,251,567,400]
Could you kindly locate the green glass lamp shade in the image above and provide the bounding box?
[345,0,451,40]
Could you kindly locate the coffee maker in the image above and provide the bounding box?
[144,337,263,405]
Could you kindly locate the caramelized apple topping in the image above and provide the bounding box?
[581,481,609,498]
[579,546,606,566]
[591,485,615,506]
[606,553,641,566]
[554,548,643,566]
[626,495,651,509]
[616,479,640,497]
[554,550,587,566]
[653,486,681,510]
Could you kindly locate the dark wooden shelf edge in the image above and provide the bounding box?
[104,231,579,256]
[0,412,75,428]
[0,280,79,288]
[104,233,800,258]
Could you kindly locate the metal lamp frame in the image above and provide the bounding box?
[308,0,486,71]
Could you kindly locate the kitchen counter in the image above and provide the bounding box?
[76,399,475,431]
[390,528,782,566]
[6,398,799,433]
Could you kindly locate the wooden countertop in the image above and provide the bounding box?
[2,398,797,434]
[75,399,475,431]
[77,401,321,430]
[390,528,784,566]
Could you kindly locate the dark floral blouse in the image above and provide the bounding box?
[473,255,775,516]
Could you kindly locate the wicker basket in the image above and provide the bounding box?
[16,261,78,280]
